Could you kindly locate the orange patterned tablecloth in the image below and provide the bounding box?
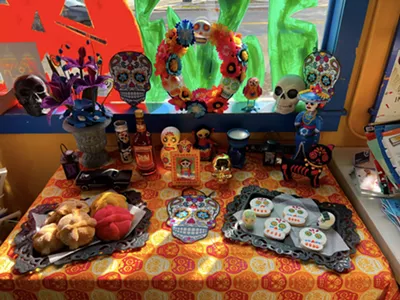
[0,151,399,300]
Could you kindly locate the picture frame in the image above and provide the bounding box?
[171,140,201,187]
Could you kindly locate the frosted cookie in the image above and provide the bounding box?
[250,197,274,217]
[264,217,291,240]
[283,205,308,226]
[317,212,336,230]
[299,227,327,251]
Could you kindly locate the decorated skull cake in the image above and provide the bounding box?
[283,205,308,226]
[264,217,291,240]
[299,227,327,251]
[250,197,274,217]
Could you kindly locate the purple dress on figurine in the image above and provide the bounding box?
[294,110,323,157]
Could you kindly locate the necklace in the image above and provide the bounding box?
[302,111,316,125]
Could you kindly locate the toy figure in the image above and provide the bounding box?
[161,126,181,169]
[212,153,232,184]
[179,159,192,179]
[193,125,217,161]
[281,144,334,188]
[242,77,262,112]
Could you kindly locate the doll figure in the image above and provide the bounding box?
[193,125,217,161]
[161,126,181,169]
[242,77,262,112]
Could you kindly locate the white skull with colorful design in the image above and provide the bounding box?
[264,217,291,240]
[283,205,308,226]
[300,227,327,251]
[250,197,274,217]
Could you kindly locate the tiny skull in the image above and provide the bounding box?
[250,197,274,217]
[242,209,256,230]
[221,77,240,99]
[273,75,305,114]
[317,211,336,230]
[264,218,291,240]
[193,18,211,44]
[283,205,308,226]
[13,74,49,116]
[121,146,133,162]
[117,131,130,144]
[167,195,219,243]
[300,227,327,251]
[109,51,152,107]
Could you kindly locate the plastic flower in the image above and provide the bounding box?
[221,58,242,78]
[311,84,322,94]
[206,96,229,113]
[187,101,207,118]
[237,43,249,66]
[176,20,195,47]
[179,86,192,101]
[62,46,97,71]
[209,23,230,46]
[74,67,110,94]
[157,40,170,61]
[166,54,182,76]
[168,96,187,110]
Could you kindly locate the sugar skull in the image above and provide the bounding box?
[14,74,48,116]
[273,75,305,114]
[167,195,220,243]
[117,131,130,144]
[283,205,308,226]
[250,197,274,217]
[300,227,327,251]
[221,77,240,99]
[109,51,152,107]
[161,127,181,148]
[303,50,341,96]
[241,209,256,230]
[264,217,291,240]
[317,211,336,230]
[193,18,211,44]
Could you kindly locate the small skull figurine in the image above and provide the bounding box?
[221,77,240,99]
[273,75,305,114]
[242,209,256,230]
[283,205,309,226]
[317,211,336,230]
[193,18,211,44]
[250,197,274,217]
[167,195,220,243]
[300,227,327,251]
[212,153,232,184]
[109,51,152,107]
[13,74,48,116]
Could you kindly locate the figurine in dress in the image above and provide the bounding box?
[242,77,262,112]
[193,125,217,161]
[161,126,181,169]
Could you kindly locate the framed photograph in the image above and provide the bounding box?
[171,140,201,187]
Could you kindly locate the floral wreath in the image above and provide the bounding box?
[155,20,248,118]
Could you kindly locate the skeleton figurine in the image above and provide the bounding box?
[13,74,48,116]
[109,51,152,107]
[193,18,211,44]
[161,126,180,169]
[273,75,305,114]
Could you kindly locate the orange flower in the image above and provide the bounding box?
[210,23,230,46]
[179,86,192,101]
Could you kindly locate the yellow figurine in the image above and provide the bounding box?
[242,77,262,112]
[212,153,233,184]
[161,126,181,169]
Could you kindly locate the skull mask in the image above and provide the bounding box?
[194,19,211,44]
[167,195,220,243]
[273,75,305,114]
[250,197,274,217]
[13,74,48,116]
[283,205,308,226]
[109,51,152,107]
[300,227,327,251]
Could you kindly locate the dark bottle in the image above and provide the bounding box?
[132,110,157,175]
[60,144,80,180]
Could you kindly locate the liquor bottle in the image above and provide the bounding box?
[132,110,157,175]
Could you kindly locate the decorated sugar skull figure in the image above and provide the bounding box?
[264,218,291,240]
[160,126,181,169]
[193,18,211,44]
[167,195,220,243]
[242,209,256,230]
[109,51,152,107]
[300,227,327,251]
[273,75,305,114]
[317,211,336,230]
[221,77,241,99]
[283,205,309,226]
[250,197,274,217]
[294,50,340,159]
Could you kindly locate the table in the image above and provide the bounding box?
[0,151,399,300]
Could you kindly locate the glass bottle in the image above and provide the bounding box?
[114,120,133,164]
[132,110,157,175]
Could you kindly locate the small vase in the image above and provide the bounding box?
[63,118,111,168]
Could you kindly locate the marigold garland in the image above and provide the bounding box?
[155,20,248,118]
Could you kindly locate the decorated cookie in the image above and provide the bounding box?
[317,211,336,230]
[250,197,274,217]
[242,209,256,230]
[264,217,291,240]
[283,205,308,226]
[299,227,327,251]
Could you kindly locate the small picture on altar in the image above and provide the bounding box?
[177,158,195,180]
[171,140,201,187]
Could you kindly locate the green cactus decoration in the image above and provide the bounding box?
[268,0,318,89]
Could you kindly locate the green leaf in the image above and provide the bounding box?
[218,0,250,31]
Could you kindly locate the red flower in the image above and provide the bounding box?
[207,96,229,113]
[221,57,242,78]
[168,96,187,110]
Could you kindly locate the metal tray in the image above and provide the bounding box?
[222,186,360,272]
[13,190,152,274]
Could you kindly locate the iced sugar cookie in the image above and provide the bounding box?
[300,227,327,251]
[283,205,308,226]
[250,197,274,217]
[264,218,291,240]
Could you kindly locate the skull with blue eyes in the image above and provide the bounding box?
[167,195,220,243]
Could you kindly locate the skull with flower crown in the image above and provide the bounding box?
[109,51,152,107]
[167,195,220,243]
